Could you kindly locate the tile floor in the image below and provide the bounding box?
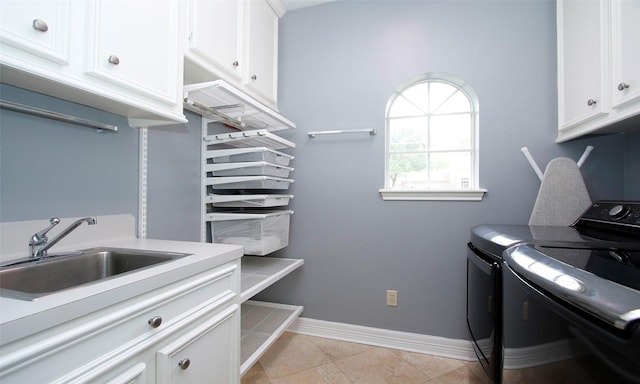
[241,332,488,384]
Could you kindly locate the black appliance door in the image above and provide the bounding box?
[503,249,640,384]
[467,242,502,384]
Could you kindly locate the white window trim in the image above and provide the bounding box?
[382,73,487,201]
[379,188,487,201]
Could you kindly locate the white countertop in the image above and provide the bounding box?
[0,215,243,345]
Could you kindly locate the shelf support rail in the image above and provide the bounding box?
[0,100,118,133]
[307,128,376,138]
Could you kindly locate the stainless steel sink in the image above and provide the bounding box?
[0,247,191,300]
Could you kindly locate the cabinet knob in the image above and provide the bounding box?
[586,99,597,107]
[251,74,257,81]
[618,82,630,91]
[178,358,191,370]
[32,19,49,32]
[108,55,120,65]
[148,316,162,328]
[232,60,239,67]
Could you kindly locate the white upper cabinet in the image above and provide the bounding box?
[0,0,71,65]
[244,0,279,105]
[557,0,609,131]
[611,0,640,109]
[0,0,186,127]
[557,0,640,142]
[85,0,180,108]
[185,0,283,109]
[187,0,243,83]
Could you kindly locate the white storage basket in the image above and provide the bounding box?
[205,194,293,208]
[206,162,293,178]
[207,147,294,166]
[206,210,293,256]
[206,176,293,190]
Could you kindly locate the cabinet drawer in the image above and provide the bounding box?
[0,261,239,384]
[58,303,239,384]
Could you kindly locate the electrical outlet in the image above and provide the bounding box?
[386,290,398,307]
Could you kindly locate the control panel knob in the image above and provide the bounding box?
[608,205,629,220]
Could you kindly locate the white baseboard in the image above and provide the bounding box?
[287,317,477,361]
[288,317,576,368]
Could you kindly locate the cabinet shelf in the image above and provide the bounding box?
[184,80,295,132]
[240,301,303,376]
[241,256,303,302]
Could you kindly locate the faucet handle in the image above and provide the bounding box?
[30,217,61,244]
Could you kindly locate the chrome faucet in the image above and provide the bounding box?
[29,216,97,258]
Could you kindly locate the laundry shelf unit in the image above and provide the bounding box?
[240,257,304,376]
[189,80,301,378]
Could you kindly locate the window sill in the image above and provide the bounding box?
[378,189,487,201]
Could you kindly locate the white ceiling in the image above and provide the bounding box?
[280,0,336,11]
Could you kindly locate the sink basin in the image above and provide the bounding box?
[0,247,191,300]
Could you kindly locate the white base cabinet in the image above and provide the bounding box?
[557,0,640,142]
[0,261,240,384]
[156,304,239,384]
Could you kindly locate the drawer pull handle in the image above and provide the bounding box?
[148,316,162,328]
[32,19,49,32]
[618,82,630,91]
[178,358,191,370]
[586,99,597,107]
[251,74,257,80]
[108,55,120,65]
[233,60,239,67]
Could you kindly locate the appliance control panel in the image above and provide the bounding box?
[578,200,640,229]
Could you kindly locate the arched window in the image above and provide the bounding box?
[380,73,485,201]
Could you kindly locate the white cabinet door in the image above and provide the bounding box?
[0,0,71,65]
[557,0,609,130]
[245,0,278,105]
[185,0,280,108]
[188,0,243,82]
[611,0,640,109]
[157,305,240,384]
[85,0,180,106]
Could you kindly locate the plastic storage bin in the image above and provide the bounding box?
[206,162,293,178]
[207,210,293,256]
[207,147,294,166]
[206,176,293,190]
[205,194,293,208]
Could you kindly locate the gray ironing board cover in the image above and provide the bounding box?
[528,157,592,226]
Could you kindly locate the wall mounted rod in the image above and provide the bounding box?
[307,128,376,138]
[0,100,118,132]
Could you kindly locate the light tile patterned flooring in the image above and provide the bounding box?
[241,332,488,384]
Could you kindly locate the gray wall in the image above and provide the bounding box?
[254,0,628,340]
[0,83,138,222]
[625,131,640,200]
[145,110,203,241]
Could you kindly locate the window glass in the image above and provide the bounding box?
[430,114,471,150]
[385,73,478,190]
